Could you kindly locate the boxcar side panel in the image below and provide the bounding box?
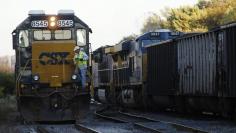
[177,32,217,96]
[147,41,177,96]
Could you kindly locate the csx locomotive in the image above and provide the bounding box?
[12,10,92,121]
[92,30,182,107]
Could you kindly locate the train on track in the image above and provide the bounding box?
[92,30,183,106]
[92,22,236,118]
[12,10,92,121]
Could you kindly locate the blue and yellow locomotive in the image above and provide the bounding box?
[93,29,182,107]
[12,10,92,121]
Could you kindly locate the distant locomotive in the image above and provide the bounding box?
[12,10,92,121]
[92,30,182,107]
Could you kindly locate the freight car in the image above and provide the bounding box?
[93,30,182,107]
[12,10,92,121]
[146,22,236,117]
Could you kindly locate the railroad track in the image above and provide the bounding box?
[75,123,101,133]
[94,108,209,133]
[36,124,101,133]
[37,126,53,133]
[19,122,100,133]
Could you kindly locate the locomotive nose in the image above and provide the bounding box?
[32,41,76,87]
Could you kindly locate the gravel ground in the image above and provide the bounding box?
[10,124,83,133]
[2,99,236,133]
[43,124,80,133]
[0,96,20,133]
[136,122,191,133]
[78,103,149,133]
[124,109,236,133]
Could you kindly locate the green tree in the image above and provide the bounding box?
[118,34,137,44]
[0,73,15,97]
[202,0,234,29]
[197,0,211,9]
[141,0,236,33]
[223,0,236,23]
[167,6,207,32]
[141,13,169,33]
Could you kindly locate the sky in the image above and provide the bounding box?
[0,0,197,56]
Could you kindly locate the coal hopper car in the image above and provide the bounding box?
[146,23,236,117]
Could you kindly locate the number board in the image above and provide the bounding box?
[57,20,73,27]
[31,20,74,28]
[31,20,48,28]
[170,31,180,36]
[150,32,160,37]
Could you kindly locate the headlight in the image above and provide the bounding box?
[50,16,56,21]
[50,22,56,27]
[33,75,39,81]
[72,74,77,80]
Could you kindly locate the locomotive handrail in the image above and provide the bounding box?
[16,59,31,96]
[113,67,129,70]
[97,68,111,71]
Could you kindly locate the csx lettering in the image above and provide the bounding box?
[39,52,70,65]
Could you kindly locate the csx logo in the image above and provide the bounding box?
[39,52,70,65]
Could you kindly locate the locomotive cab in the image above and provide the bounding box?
[12,10,92,122]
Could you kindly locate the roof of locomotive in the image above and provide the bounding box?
[145,32,195,48]
[93,45,113,54]
[145,21,236,48]
[135,29,184,42]
[13,10,92,32]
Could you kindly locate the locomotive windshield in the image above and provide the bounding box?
[33,29,72,40]
[141,39,160,47]
[33,30,51,40]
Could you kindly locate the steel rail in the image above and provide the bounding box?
[95,110,162,133]
[120,111,209,133]
[134,123,162,133]
[37,126,54,133]
[95,107,208,133]
[75,124,101,133]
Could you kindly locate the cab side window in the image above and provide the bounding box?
[77,29,86,46]
[19,30,29,47]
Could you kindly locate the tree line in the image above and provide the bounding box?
[0,57,15,97]
[141,0,236,33]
